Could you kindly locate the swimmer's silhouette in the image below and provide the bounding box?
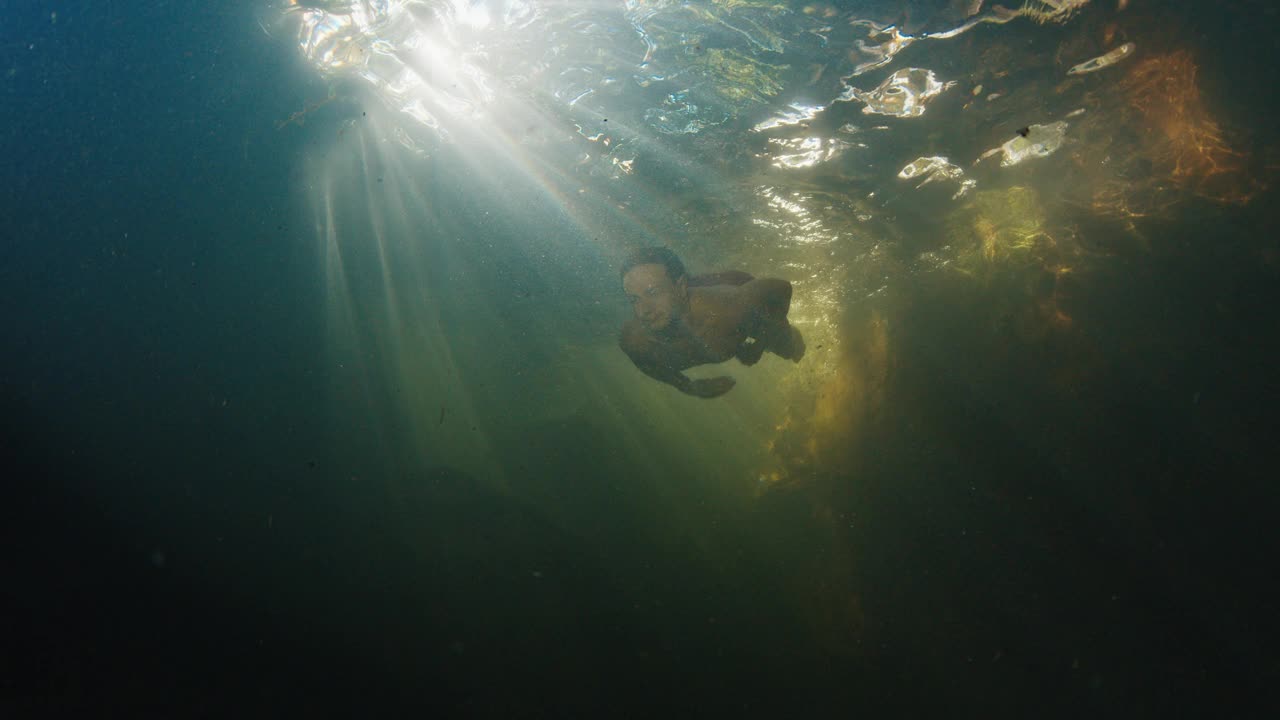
[619,247,804,398]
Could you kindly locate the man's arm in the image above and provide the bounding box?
[637,362,735,398]
[619,327,736,398]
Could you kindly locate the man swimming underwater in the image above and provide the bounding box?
[619,247,805,398]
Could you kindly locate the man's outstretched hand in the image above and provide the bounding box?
[689,376,736,398]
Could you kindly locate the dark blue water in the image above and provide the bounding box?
[3,0,1279,715]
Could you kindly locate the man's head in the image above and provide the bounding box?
[621,247,689,332]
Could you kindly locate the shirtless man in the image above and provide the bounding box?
[619,247,805,398]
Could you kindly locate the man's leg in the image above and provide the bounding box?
[751,313,804,362]
[764,323,805,362]
[747,279,805,362]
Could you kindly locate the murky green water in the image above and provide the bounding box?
[3,0,1279,715]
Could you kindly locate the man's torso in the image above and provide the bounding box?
[624,285,751,371]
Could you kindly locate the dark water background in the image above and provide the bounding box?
[4,0,1280,715]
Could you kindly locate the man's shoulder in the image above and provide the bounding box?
[689,283,744,309]
[692,281,759,318]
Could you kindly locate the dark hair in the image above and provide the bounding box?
[620,247,686,281]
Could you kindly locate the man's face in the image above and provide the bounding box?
[623,263,688,332]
